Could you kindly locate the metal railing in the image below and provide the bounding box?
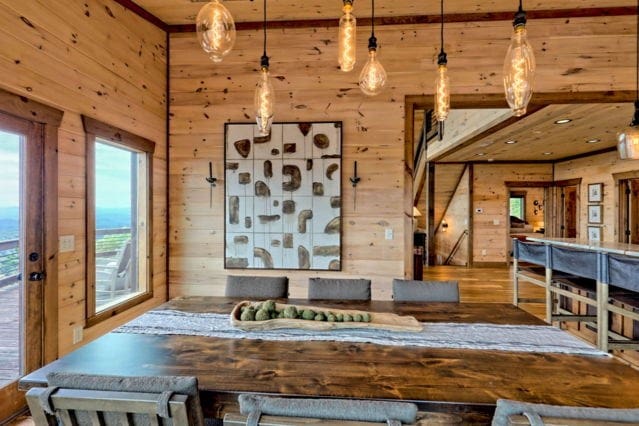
[0,228,132,288]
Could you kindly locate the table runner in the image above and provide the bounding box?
[115,309,605,356]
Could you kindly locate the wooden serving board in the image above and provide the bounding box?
[230,301,423,332]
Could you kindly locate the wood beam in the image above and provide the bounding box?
[167,6,636,33]
[111,0,169,31]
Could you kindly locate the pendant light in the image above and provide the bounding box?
[358,0,387,96]
[503,0,535,117]
[254,0,275,137]
[617,0,639,160]
[196,0,236,63]
[434,0,450,140]
[338,0,357,72]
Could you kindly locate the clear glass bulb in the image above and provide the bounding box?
[338,5,356,72]
[196,0,236,63]
[503,26,535,117]
[359,49,387,96]
[434,64,450,122]
[617,125,639,159]
[254,67,275,136]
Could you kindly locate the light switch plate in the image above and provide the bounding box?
[72,325,83,344]
[385,228,393,240]
[493,219,500,225]
[59,235,75,253]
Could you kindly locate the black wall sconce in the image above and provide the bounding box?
[349,161,361,210]
[206,161,217,208]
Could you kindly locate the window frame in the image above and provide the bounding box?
[83,116,155,327]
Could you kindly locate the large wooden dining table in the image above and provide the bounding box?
[19,297,639,420]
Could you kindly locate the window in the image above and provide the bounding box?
[84,117,154,325]
[509,193,526,221]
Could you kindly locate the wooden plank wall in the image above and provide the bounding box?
[434,167,469,265]
[473,164,553,264]
[170,14,634,297]
[555,151,639,242]
[0,0,167,355]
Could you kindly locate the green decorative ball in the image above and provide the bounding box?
[240,309,256,321]
[283,306,298,319]
[302,309,316,320]
[362,313,371,323]
[314,313,326,321]
[353,314,363,322]
[255,309,270,321]
[263,300,276,312]
[327,314,337,322]
[343,314,353,322]
[336,313,344,322]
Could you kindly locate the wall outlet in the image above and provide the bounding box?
[475,208,484,214]
[493,219,500,225]
[385,228,393,240]
[481,249,487,256]
[72,325,83,344]
[59,235,75,253]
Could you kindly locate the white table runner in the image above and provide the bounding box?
[115,309,605,356]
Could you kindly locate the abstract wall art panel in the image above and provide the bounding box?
[224,122,342,270]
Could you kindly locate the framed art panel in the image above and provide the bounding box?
[224,122,342,270]
[588,204,603,224]
[588,183,603,203]
[587,226,602,242]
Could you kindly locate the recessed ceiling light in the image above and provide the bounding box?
[505,140,517,144]
[586,138,601,144]
[476,152,485,156]
[554,118,572,124]
[487,158,495,162]
[543,152,553,155]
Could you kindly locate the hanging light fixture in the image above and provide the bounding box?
[358,0,387,96]
[338,0,357,72]
[196,0,236,63]
[503,0,535,117]
[618,0,639,160]
[434,0,450,140]
[254,0,275,137]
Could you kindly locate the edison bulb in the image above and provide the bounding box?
[338,4,356,72]
[359,49,387,96]
[196,0,236,63]
[503,26,535,117]
[434,64,450,122]
[618,125,639,160]
[254,67,275,136]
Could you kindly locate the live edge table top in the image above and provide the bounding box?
[19,297,639,409]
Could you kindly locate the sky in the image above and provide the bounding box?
[0,132,133,209]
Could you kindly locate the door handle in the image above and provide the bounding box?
[28,271,46,282]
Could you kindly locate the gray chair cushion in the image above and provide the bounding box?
[225,275,289,298]
[308,278,371,300]
[238,394,417,425]
[491,399,639,426]
[46,372,204,426]
[392,279,459,302]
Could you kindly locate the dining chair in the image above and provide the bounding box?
[225,275,289,299]
[26,372,206,426]
[392,279,459,302]
[226,394,418,425]
[491,398,639,425]
[307,277,371,300]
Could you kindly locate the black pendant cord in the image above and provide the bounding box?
[367,0,377,49]
[261,0,269,67]
[437,0,447,65]
[633,0,639,125]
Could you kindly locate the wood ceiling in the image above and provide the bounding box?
[432,103,632,163]
[130,0,634,26]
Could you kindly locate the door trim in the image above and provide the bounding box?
[0,88,62,423]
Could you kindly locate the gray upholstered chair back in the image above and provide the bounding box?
[225,275,289,298]
[27,373,204,426]
[491,399,639,426]
[512,240,547,266]
[550,246,600,280]
[235,394,417,426]
[308,277,371,300]
[606,254,639,292]
[392,279,460,302]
